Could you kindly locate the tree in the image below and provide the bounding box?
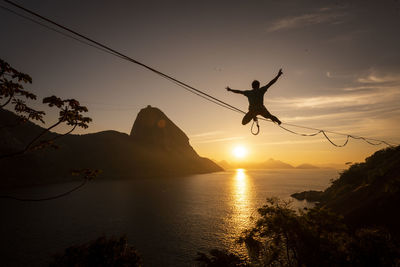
[0,58,92,158]
[1,60,140,265]
[196,249,248,267]
[50,235,142,267]
[238,198,400,267]
[0,58,98,199]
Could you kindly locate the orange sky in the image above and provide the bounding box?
[1,0,399,166]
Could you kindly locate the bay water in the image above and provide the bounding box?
[0,169,339,266]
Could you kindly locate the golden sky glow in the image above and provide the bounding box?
[232,146,248,159]
[1,1,399,166]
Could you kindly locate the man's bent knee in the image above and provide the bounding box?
[242,118,251,125]
[242,113,253,125]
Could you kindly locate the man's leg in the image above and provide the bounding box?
[242,111,255,125]
[260,108,281,125]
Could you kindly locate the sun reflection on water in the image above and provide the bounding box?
[235,169,247,201]
[224,169,254,254]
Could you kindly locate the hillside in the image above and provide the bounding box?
[292,146,400,235]
[295,163,319,169]
[0,106,222,188]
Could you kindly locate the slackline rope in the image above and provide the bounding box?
[0,179,88,201]
[251,119,260,135]
[0,0,398,201]
[1,0,398,148]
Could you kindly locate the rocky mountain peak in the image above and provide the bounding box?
[129,105,192,152]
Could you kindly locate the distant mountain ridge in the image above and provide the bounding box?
[0,106,222,188]
[218,158,321,170]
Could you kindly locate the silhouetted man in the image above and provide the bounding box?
[226,69,282,125]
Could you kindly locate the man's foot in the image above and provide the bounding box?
[275,118,281,125]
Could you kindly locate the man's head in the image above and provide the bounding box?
[252,80,260,89]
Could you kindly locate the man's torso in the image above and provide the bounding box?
[244,89,266,111]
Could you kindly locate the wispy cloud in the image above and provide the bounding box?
[271,88,400,109]
[280,105,399,123]
[190,131,225,138]
[357,72,400,85]
[269,70,400,136]
[325,70,400,91]
[193,136,245,144]
[267,8,346,32]
[257,138,328,146]
[190,130,245,144]
[272,71,400,109]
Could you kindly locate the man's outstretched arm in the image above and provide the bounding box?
[262,68,283,92]
[226,87,245,94]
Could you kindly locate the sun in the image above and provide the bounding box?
[233,145,248,159]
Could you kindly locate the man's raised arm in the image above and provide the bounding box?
[262,68,283,91]
[226,87,245,94]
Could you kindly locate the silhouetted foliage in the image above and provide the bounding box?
[0,59,99,195]
[0,58,43,123]
[325,146,400,200]
[72,168,102,181]
[0,58,92,158]
[292,146,400,236]
[196,249,248,267]
[237,198,400,267]
[348,228,400,267]
[50,236,142,267]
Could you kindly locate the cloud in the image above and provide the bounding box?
[325,71,356,80]
[280,105,399,123]
[271,88,400,109]
[190,131,224,138]
[265,70,400,144]
[269,69,400,135]
[257,138,328,146]
[324,70,400,92]
[357,72,400,85]
[190,130,245,144]
[193,136,245,144]
[272,71,400,109]
[267,8,346,32]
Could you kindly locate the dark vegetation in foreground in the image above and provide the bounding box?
[52,198,399,267]
[49,236,142,267]
[197,198,399,267]
[292,145,400,237]
[210,145,400,267]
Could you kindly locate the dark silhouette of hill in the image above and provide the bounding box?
[295,163,319,169]
[217,160,233,170]
[253,158,294,169]
[218,158,326,170]
[292,146,400,236]
[231,158,294,169]
[130,105,190,152]
[0,106,222,188]
[219,159,321,170]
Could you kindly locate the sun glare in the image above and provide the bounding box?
[233,146,248,159]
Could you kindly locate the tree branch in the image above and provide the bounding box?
[0,115,65,159]
[0,178,88,201]
[0,95,13,108]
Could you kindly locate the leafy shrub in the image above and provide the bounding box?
[50,236,142,267]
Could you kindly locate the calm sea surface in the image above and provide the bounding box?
[0,169,339,266]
